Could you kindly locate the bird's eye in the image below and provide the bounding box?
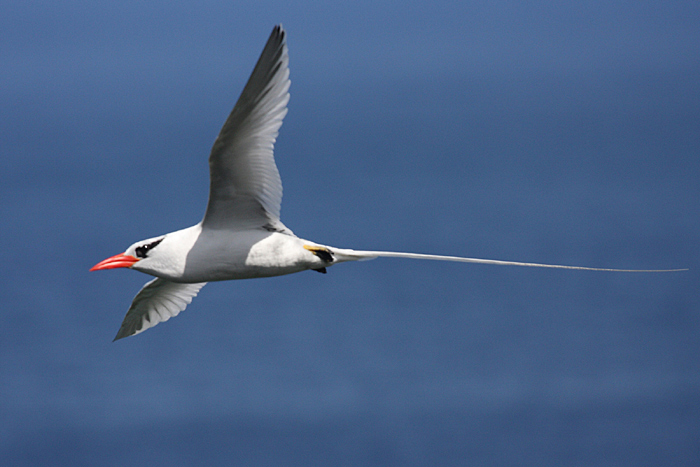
[135,238,163,259]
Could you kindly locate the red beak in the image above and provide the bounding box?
[90,253,140,271]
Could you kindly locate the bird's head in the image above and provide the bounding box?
[91,225,202,279]
[90,236,168,273]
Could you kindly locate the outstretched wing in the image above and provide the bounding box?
[202,24,290,231]
[113,278,207,341]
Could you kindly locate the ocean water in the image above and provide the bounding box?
[2,4,699,466]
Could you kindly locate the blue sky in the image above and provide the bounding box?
[2,1,699,465]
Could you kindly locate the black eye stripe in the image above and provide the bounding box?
[135,238,163,259]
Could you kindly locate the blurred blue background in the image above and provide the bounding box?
[2,1,698,465]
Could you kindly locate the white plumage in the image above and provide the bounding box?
[91,25,684,341]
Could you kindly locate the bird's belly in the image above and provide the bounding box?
[203,263,310,282]
[177,231,313,282]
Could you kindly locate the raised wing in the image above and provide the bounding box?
[202,24,290,231]
[113,278,207,341]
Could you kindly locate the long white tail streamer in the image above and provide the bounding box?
[332,248,687,272]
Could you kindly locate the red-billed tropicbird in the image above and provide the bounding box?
[91,25,683,341]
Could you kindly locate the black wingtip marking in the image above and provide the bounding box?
[312,267,327,274]
[272,24,285,43]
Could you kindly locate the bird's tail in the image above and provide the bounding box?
[330,248,686,272]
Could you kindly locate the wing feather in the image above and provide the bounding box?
[202,25,290,230]
[113,278,207,341]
